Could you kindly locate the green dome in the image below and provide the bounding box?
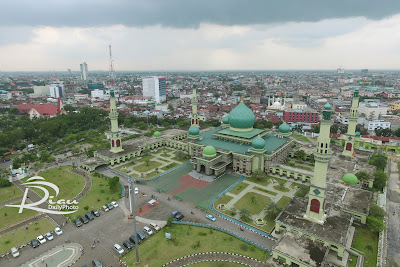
[229,102,255,130]
[252,135,266,149]
[355,88,359,91]
[203,146,217,158]
[222,115,229,124]
[342,173,358,184]
[188,125,200,135]
[355,131,361,137]
[324,103,332,110]
[279,122,290,133]
[153,131,162,137]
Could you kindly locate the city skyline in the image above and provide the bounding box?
[1,1,400,71]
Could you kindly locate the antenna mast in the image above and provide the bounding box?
[109,45,116,91]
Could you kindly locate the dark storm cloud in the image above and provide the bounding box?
[2,0,400,28]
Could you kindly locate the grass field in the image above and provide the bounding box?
[214,195,233,210]
[348,255,358,267]
[0,218,54,255]
[291,134,312,143]
[234,192,271,215]
[254,187,277,196]
[66,174,121,221]
[273,185,290,192]
[276,196,292,209]
[133,161,162,173]
[121,224,269,266]
[273,177,287,185]
[115,161,137,172]
[289,182,302,188]
[262,214,276,233]
[23,166,85,202]
[145,170,159,179]
[192,261,244,267]
[245,176,271,187]
[0,202,37,230]
[0,185,23,203]
[352,226,378,267]
[161,162,179,171]
[229,182,249,195]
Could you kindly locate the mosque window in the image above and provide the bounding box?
[112,140,115,147]
[310,199,320,213]
[116,140,121,147]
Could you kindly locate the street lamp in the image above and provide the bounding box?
[129,178,140,264]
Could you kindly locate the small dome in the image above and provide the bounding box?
[222,115,229,124]
[252,135,266,149]
[228,102,255,130]
[342,173,358,184]
[324,103,332,110]
[279,122,290,133]
[355,131,361,137]
[188,125,200,135]
[272,101,282,107]
[355,88,359,92]
[153,131,162,137]
[203,146,217,158]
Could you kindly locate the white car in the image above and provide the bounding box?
[114,244,125,255]
[103,205,109,212]
[54,227,63,236]
[37,235,46,244]
[45,232,54,241]
[143,226,153,235]
[111,201,119,208]
[134,187,139,194]
[149,222,160,231]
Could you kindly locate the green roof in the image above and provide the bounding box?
[189,125,200,135]
[342,173,358,184]
[279,123,290,133]
[203,146,217,158]
[153,131,162,137]
[195,128,288,155]
[228,102,255,130]
[216,128,264,139]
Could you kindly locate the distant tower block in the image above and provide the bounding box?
[342,88,360,157]
[191,83,199,128]
[80,62,88,81]
[305,103,333,224]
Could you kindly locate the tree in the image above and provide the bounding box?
[296,150,306,161]
[144,159,150,166]
[373,170,387,191]
[166,216,173,227]
[355,171,370,182]
[367,216,386,232]
[375,127,393,137]
[265,202,282,218]
[250,195,256,203]
[369,153,387,170]
[369,203,385,219]
[312,125,320,133]
[239,209,250,221]
[278,180,286,190]
[251,170,267,181]
[108,176,119,191]
[168,104,174,112]
[330,123,339,134]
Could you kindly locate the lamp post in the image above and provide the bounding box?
[129,178,140,264]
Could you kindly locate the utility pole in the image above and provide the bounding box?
[129,178,140,264]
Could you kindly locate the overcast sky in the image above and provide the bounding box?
[1,0,400,71]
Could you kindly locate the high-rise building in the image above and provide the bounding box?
[49,83,65,99]
[142,76,166,104]
[80,62,88,81]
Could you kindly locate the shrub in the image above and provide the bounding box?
[5,240,10,244]
[100,189,105,193]
[240,243,248,251]
[84,206,89,211]
[198,232,207,236]
[166,217,173,227]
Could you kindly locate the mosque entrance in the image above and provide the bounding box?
[200,165,206,174]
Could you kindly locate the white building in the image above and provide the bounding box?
[364,120,391,132]
[80,62,88,81]
[359,101,388,120]
[142,76,166,104]
[91,89,104,100]
[292,102,307,110]
[74,94,88,101]
[49,83,65,98]
[32,85,50,97]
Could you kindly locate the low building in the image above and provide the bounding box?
[364,120,391,132]
[359,100,388,120]
[283,109,319,124]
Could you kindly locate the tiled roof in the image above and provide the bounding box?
[31,104,59,115]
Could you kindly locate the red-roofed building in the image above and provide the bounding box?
[28,98,66,119]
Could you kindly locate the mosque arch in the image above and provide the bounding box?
[310,199,320,213]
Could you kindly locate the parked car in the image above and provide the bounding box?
[111,201,119,208]
[123,240,133,250]
[137,231,146,242]
[143,226,153,235]
[149,222,160,231]
[74,218,83,227]
[103,205,109,212]
[80,216,89,224]
[205,214,216,221]
[92,209,100,217]
[106,203,114,210]
[114,244,125,255]
[85,213,94,221]
[10,247,19,258]
[171,210,181,218]
[54,227,63,236]
[37,235,46,244]
[31,239,39,248]
[129,235,137,244]
[45,232,54,241]
[92,258,103,267]
[134,187,139,194]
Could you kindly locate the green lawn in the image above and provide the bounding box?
[254,187,277,196]
[0,202,38,230]
[137,154,152,162]
[214,195,233,210]
[23,166,85,202]
[121,224,269,266]
[192,262,244,267]
[0,218,54,255]
[229,182,249,195]
[0,185,23,203]
[276,196,292,209]
[115,161,137,172]
[133,161,162,173]
[145,170,160,179]
[291,134,312,143]
[245,176,271,187]
[161,162,179,171]
[272,177,287,185]
[262,214,276,233]
[154,148,173,154]
[289,182,302,188]
[66,173,121,220]
[273,185,290,192]
[352,226,379,267]
[234,192,271,215]
[348,254,358,267]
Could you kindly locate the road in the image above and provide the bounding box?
[387,159,400,265]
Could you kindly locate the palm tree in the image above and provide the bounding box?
[239,208,250,221]
[278,180,286,190]
[145,159,150,166]
[251,169,267,181]
[250,195,256,203]
[265,202,282,218]
[296,150,306,161]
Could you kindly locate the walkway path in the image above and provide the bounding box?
[0,213,48,236]
[0,196,22,209]
[70,168,92,201]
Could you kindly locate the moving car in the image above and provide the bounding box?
[205,214,216,221]
[10,247,19,258]
[37,235,46,244]
[80,216,89,224]
[54,227,63,236]
[92,258,103,267]
[31,239,39,248]
[103,205,109,212]
[149,222,160,231]
[143,226,153,235]
[123,240,133,250]
[85,213,94,221]
[45,232,54,241]
[114,244,125,255]
[74,218,83,227]
[134,187,139,194]
[111,201,118,208]
[92,209,100,217]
